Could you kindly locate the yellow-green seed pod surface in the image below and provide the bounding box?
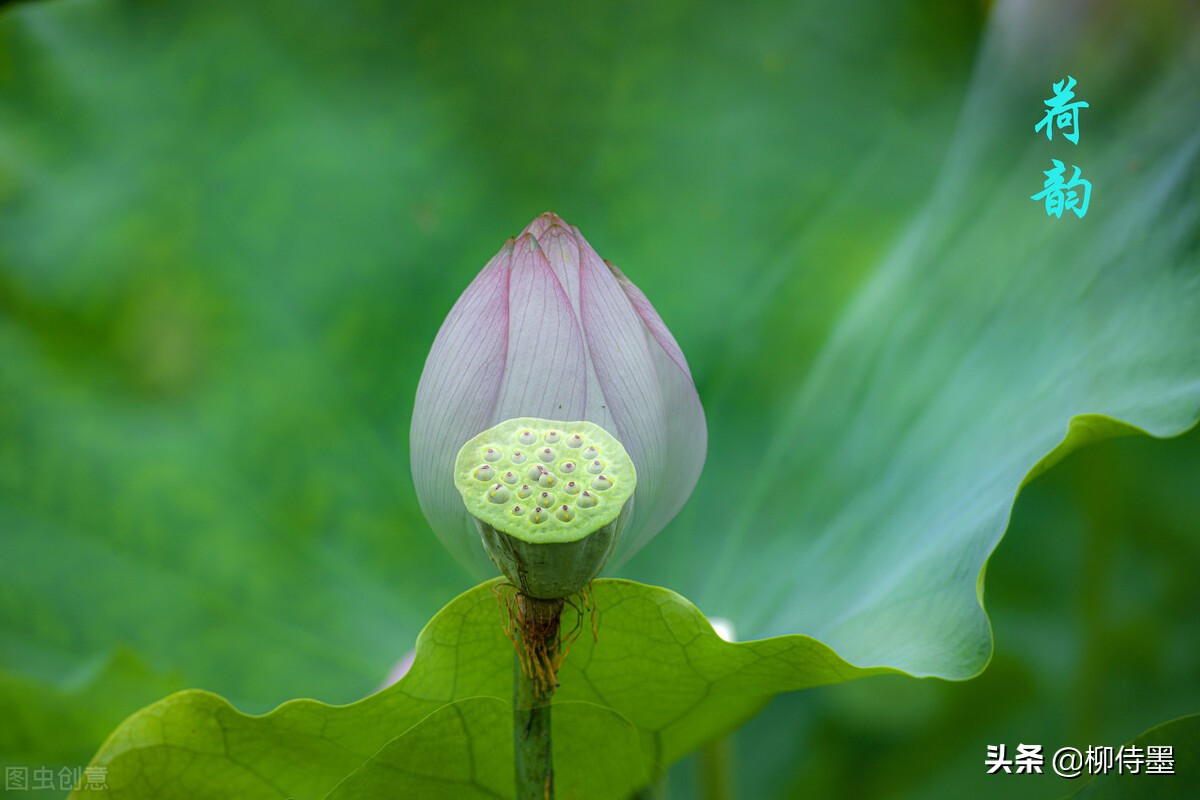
[454,417,637,598]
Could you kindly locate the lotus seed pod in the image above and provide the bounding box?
[454,416,637,598]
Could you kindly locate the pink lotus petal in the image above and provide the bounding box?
[578,235,669,554]
[521,210,567,240]
[604,257,707,555]
[605,256,693,380]
[492,233,587,422]
[410,241,512,574]
[379,649,416,689]
[533,221,583,318]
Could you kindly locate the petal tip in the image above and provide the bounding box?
[523,211,569,239]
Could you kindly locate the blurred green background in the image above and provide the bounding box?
[1,0,1197,797]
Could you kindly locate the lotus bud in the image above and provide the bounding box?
[410,212,706,579]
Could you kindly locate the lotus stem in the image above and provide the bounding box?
[699,736,733,800]
[513,593,563,800]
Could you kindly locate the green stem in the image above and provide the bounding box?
[513,594,563,800]
[698,736,734,800]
